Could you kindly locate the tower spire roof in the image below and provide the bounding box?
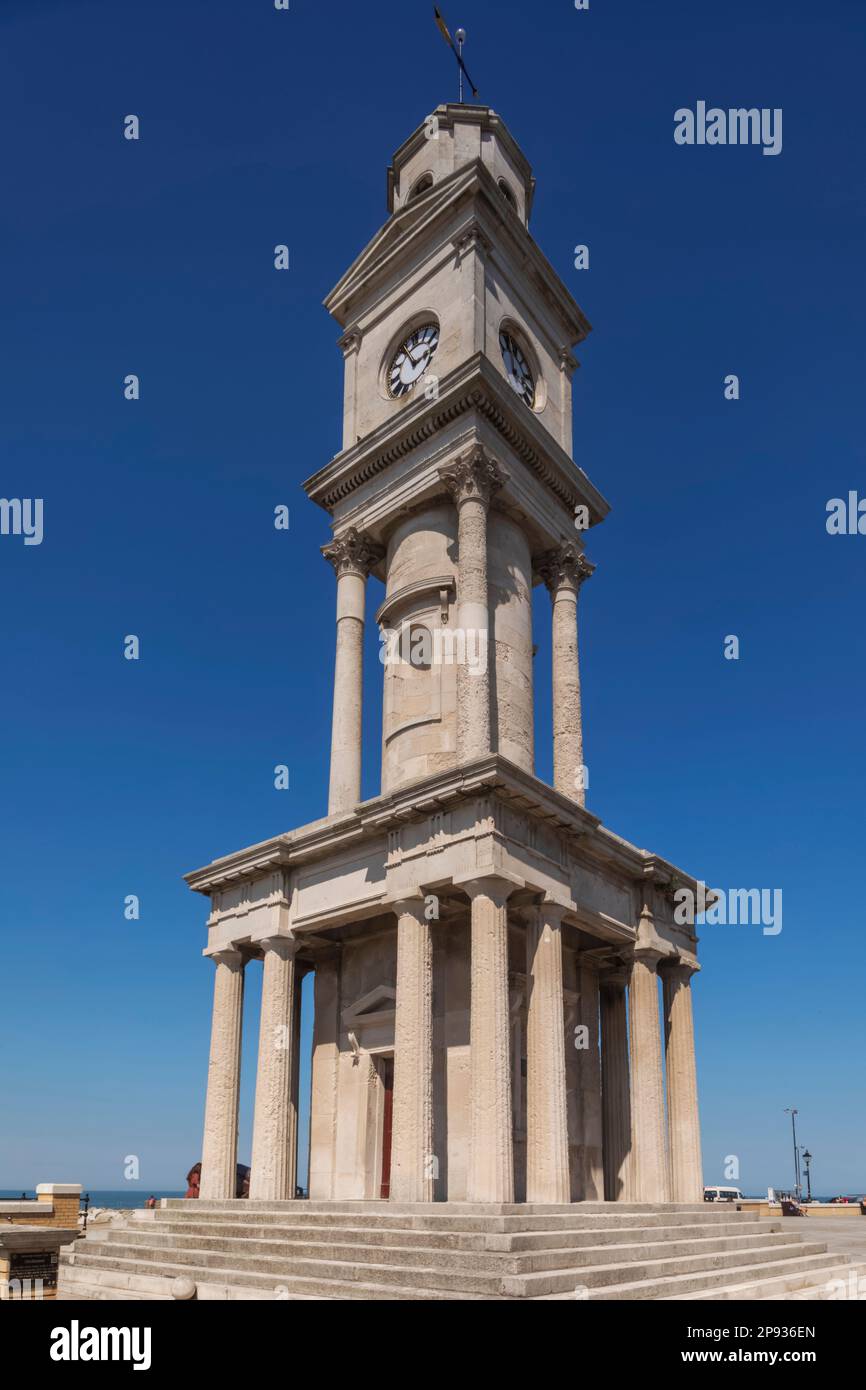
[386,104,535,221]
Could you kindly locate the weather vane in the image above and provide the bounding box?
[433,7,479,103]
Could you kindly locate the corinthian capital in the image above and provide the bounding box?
[440,447,506,509]
[536,541,595,595]
[321,526,384,579]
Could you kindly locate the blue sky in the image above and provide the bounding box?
[1,0,863,1197]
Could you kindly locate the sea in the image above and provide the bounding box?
[1,1190,184,1209]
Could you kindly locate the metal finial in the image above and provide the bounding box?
[433,8,479,102]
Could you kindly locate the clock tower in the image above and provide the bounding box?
[189,104,706,1212]
[307,103,607,806]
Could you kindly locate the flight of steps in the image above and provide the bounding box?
[59,1200,865,1301]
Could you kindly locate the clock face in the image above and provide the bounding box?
[499,329,535,407]
[388,323,440,397]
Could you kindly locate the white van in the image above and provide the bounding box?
[704,1185,744,1202]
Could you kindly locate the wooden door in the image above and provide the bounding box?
[379,1057,394,1199]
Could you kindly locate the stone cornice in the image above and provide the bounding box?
[640,854,718,906]
[303,353,610,527]
[184,755,709,903]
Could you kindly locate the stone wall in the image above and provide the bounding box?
[381,505,458,792]
[0,1185,81,1228]
[488,512,534,774]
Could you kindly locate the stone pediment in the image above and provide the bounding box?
[325,160,589,347]
[325,164,470,314]
[342,985,396,1031]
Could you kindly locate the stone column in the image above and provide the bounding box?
[441,448,505,763]
[308,948,342,1199]
[390,899,434,1202]
[628,947,670,1202]
[200,948,245,1200]
[525,902,570,1203]
[662,961,703,1202]
[600,967,631,1201]
[465,876,515,1203]
[249,938,297,1201]
[537,543,595,805]
[577,957,604,1199]
[290,964,307,1198]
[322,528,383,815]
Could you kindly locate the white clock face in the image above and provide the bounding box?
[388,323,439,397]
[499,329,535,407]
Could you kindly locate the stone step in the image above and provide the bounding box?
[75,1240,510,1295]
[164,1199,724,1217]
[113,1230,517,1273]
[769,1276,865,1301]
[581,1252,842,1301]
[60,1196,834,1304]
[148,1207,760,1234]
[108,1226,807,1276]
[62,1250,500,1300]
[504,1243,830,1298]
[535,1253,849,1301]
[72,1232,826,1300]
[665,1260,866,1301]
[501,1219,777,1251]
[65,1240,837,1303]
[140,1215,780,1253]
[59,1263,328,1301]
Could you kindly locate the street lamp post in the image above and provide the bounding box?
[802,1149,813,1203]
[784,1108,801,1199]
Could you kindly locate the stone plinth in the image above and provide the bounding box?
[0,1225,78,1300]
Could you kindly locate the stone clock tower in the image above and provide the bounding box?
[315,104,603,809]
[187,105,706,1212]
